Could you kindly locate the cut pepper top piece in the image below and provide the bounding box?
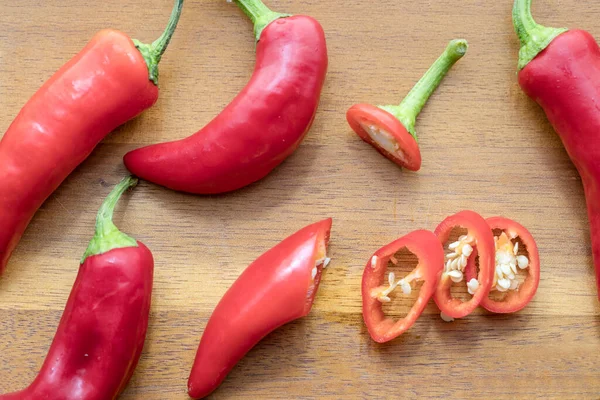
[434,210,495,319]
[346,39,467,171]
[362,229,444,343]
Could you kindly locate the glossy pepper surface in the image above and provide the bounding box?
[124,0,328,194]
[0,0,183,275]
[346,39,467,171]
[362,230,444,343]
[513,0,600,298]
[434,210,495,319]
[0,177,153,400]
[188,219,332,398]
[464,217,540,314]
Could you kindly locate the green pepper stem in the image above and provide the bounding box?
[513,0,567,70]
[233,0,290,41]
[81,177,139,263]
[380,39,467,140]
[133,0,184,85]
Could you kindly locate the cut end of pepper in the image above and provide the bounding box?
[303,218,332,315]
[81,176,139,264]
[346,103,422,171]
[513,0,567,70]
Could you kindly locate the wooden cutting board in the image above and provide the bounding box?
[1,0,599,398]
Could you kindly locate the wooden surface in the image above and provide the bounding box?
[1,0,600,398]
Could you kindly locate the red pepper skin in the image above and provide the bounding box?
[0,30,158,275]
[187,219,332,399]
[433,211,495,319]
[465,217,540,313]
[362,230,444,343]
[517,30,600,298]
[0,243,154,400]
[124,16,328,194]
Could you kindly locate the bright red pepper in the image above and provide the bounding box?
[513,0,600,298]
[346,39,467,171]
[187,219,332,399]
[123,0,328,194]
[0,177,153,400]
[362,230,444,343]
[464,217,540,313]
[433,210,495,319]
[0,0,183,276]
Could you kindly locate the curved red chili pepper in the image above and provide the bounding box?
[123,0,328,194]
[0,177,153,400]
[513,0,600,298]
[187,219,332,399]
[0,1,182,276]
[346,39,467,171]
[433,210,495,319]
[464,217,540,314]
[362,230,444,343]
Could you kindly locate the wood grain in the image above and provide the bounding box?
[1,0,600,398]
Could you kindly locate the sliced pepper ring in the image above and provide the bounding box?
[362,229,444,343]
[346,104,422,171]
[433,210,495,319]
[464,217,540,314]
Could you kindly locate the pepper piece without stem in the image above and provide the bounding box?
[362,230,444,343]
[346,39,467,171]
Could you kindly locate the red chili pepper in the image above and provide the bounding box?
[123,0,328,194]
[513,0,600,298]
[187,219,332,399]
[362,230,444,343]
[433,210,495,319]
[464,217,540,313]
[0,0,183,276]
[0,177,153,400]
[346,39,467,171]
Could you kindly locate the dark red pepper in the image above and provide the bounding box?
[362,230,444,343]
[513,0,600,298]
[188,219,332,399]
[0,0,183,276]
[123,0,328,194]
[0,177,153,400]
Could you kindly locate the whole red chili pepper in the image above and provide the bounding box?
[362,230,444,343]
[464,217,540,314]
[123,0,328,194]
[0,177,153,400]
[433,210,495,320]
[346,39,467,171]
[513,0,600,298]
[0,0,183,276]
[187,219,332,399]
